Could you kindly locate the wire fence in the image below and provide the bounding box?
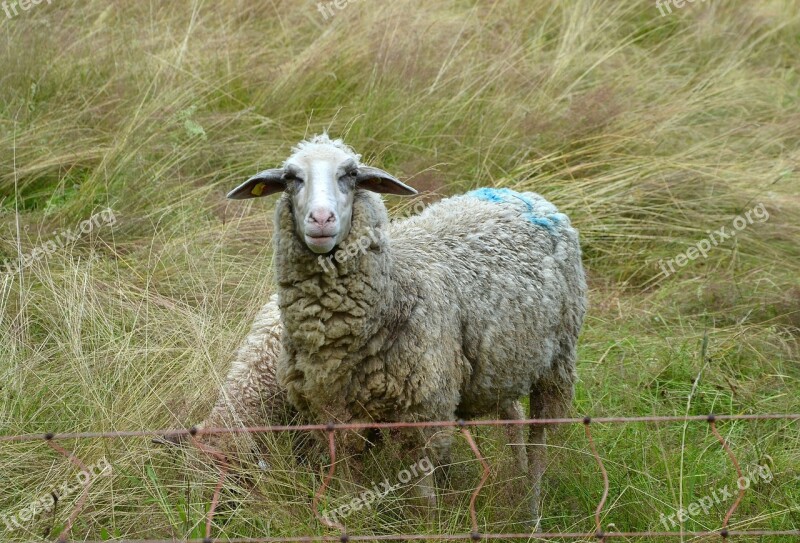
[1,413,799,542]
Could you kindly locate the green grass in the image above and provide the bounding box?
[1,0,799,541]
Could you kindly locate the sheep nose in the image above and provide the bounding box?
[308,208,336,226]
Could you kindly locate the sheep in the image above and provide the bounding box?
[226,134,587,524]
[157,295,300,467]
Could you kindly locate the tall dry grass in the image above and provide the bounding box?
[0,0,798,540]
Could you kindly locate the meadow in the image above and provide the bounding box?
[0,0,798,541]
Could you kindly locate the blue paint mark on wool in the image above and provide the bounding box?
[528,216,556,229]
[467,187,561,231]
[469,187,510,203]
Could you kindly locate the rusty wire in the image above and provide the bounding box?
[459,425,491,536]
[188,432,231,540]
[57,532,800,542]
[3,413,798,542]
[708,417,746,532]
[45,438,94,543]
[583,418,609,543]
[3,413,799,444]
[311,428,346,533]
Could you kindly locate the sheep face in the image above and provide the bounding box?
[227,136,417,254]
[288,147,363,254]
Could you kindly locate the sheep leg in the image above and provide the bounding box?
[416,426,454,507]
[503,400,528,474]
[527,333,578,528]
[528,370,576,529]
[527,391,546,532]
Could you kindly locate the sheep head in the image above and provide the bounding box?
[228,134,416,254]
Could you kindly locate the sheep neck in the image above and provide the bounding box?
[273,191,414,421]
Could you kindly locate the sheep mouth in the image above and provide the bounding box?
[304,234,336,253]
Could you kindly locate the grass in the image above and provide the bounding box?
[0,0,798,541]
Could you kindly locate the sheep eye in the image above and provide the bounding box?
[283,173,304,189]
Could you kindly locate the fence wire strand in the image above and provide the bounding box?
[583,419,609,542]
[3,413,798,542]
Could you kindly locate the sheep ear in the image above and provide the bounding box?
[356,166,417,196]
[227,169,286,199]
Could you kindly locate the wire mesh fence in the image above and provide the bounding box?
[1,414,798,542]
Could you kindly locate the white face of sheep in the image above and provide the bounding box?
[227,145,417,254]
